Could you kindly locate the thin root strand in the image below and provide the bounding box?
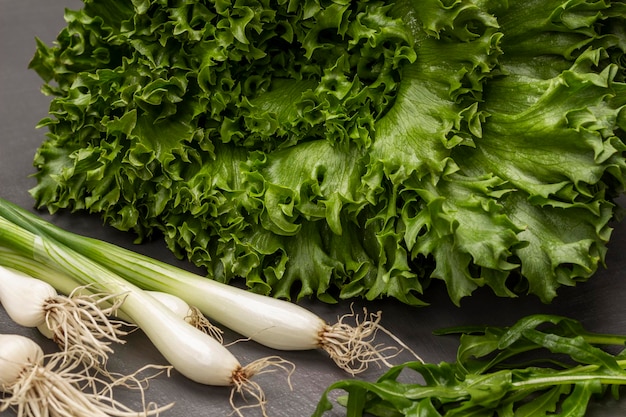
[320,305,421,375]
[43,286,131,368]
[229,356,295,417]
[185,306,224,344]
[0,350,173,417]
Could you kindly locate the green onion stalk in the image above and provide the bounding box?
[0,197,412,374]
[0,202,295,416]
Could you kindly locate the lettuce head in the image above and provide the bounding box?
[29,0,626,305]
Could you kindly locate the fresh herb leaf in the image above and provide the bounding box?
[314,315,626,416]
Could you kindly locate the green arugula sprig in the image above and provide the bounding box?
[313,314,626,417]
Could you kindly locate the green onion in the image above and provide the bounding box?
[0,244,222,342]
[0,261,127,366]
[0,333,172,417]
[0,197,407,374]
[0,207,294,415]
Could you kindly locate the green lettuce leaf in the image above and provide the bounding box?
[28,0,626,305]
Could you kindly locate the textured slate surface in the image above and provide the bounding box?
[2,1,626,416]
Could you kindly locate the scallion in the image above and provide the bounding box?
[0,333,172,417]
[0,263,127,366]
[0,211,294,415]
[0,197,410,374]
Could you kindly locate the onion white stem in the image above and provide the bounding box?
[147,291,224,343]
[0,264,128,365]
[0,216,237,384]
[0,333,172,417]
[0,211,294,414]
[0,199,410,374]
[1,245,222,342]
[0,265,56,327]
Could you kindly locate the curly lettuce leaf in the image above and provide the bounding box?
[28,0,626,305]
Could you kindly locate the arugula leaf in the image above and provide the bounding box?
[313,315,626,417]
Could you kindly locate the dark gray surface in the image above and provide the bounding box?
[2,1,626,416]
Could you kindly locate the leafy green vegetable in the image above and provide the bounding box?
[312,314,626,416]
[28,0,626,305]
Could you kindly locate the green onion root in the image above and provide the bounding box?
[185,306,224,343]
[0,334,172,417]
[43,285,131,367]
[319,306,418,375]
[229,356,295,417]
